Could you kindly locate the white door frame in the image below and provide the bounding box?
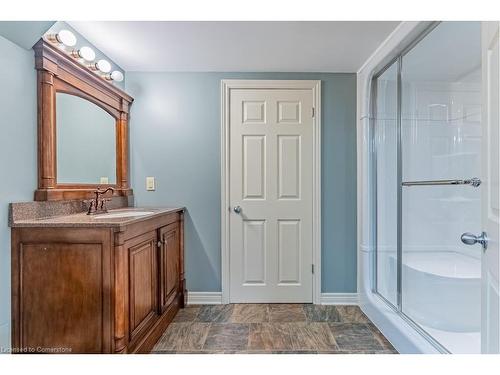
[220,79,322,304]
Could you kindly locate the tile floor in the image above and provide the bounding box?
[152,304,397,354]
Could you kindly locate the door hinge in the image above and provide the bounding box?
[311,264,315,274]
[312,107,315,118]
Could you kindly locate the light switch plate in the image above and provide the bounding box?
[100,176,109,184]
[146,177,155,191]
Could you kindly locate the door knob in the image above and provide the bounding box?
[233,206,242,214]
[461,232,488,251]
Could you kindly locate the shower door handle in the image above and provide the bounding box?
[461,232,488,251]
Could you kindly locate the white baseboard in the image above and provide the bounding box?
[187,292,358,305]
[320,293,359,305]
[187,292,223,305]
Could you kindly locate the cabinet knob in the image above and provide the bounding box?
[157,241,162,248]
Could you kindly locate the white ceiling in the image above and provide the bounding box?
[69,21,400,72]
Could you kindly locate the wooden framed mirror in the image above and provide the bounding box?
[33,38,134,201]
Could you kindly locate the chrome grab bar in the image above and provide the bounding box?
[402,177,481,187]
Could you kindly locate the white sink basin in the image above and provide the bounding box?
[93,210,155,219]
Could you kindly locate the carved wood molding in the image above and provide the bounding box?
[33,39,134,201]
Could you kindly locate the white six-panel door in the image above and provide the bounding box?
[481,21,500,354]
[228,87,315,303]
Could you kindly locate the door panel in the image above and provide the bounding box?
[127,231,158,341]
[278,219,301,284]
[243,101,266,124]
[158,223,180,312]
[481,21,500,354]
[278,101,301,124]
[278,135,301,199]
[243,135,266,199]
[242,220,266,285]
[229,88,313,302]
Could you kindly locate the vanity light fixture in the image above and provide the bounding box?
[46,29,77,48]
[45,32,118,82]
[71,46,96,62]
[105,70,124,82]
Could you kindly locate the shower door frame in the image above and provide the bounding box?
[370,21,453,354]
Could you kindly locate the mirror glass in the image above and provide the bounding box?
[56,93,116,184]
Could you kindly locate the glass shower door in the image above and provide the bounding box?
[400,22,482,353]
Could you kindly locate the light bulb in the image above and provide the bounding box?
[96,59,111,73]
[78,46,96,61]
[110,71,124,82]
[71,46,96,62]
[48,29,77,47]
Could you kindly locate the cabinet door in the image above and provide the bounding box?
[127,231,158,342]
[158,222,180,312]
[14,242,107,353]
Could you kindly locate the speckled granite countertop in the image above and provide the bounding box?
[10,207,184,228]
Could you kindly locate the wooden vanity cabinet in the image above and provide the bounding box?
[11,209,185,354]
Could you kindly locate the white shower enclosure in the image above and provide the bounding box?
[365,21,500,353]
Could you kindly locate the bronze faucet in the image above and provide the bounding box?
[87,187,114,215]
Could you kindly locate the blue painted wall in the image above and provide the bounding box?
[125,72,357,294]
[0,21,54,49]
[0,35,38,350]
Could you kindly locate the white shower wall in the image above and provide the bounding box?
[401,75,482,259]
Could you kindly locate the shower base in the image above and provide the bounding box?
[389,251,481,333]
